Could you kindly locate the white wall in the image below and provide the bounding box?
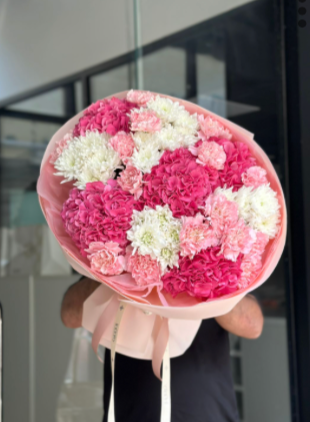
[0,0,254,102]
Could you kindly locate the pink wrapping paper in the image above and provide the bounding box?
[37,90,287,359]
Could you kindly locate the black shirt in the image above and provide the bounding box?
[103,318,240,422]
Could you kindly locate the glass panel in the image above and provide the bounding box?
[90,65,132,102]
[8,88,66,116]
[1,112,104,420]
[142,47,186,97]
[75,81,84,112]
[139,1,291,421]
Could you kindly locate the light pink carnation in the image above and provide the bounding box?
[117,164,143,199]
[242,166,268,188]
[198,115,232,141]
[85,241,126,275]
[204,194,239,237]
[130,110,162,132]
[220,219,257,262]
[127,90,155,106]
[126,250,161,287]
[50,130,73,163]
[180,213,218,258]
[239,232,269,287]
[189,140,226,170]
[109,131,135,162]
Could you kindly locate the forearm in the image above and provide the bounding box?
[61,277,100,328]
[215,295,264,339]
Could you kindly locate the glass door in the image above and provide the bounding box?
[138,1,291,421]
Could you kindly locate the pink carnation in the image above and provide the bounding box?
[204,194,239,237]
[239,232,269,288]
[220,219,257,262]
[109,131,135,162]
[117,164,143,199]
[162,247,243,300]
[130,110,162,132]
[238,231,269,286]
[141,148,212,218]
[50,130,73,164]
[85,241,126,275]
[73,97,137,137]
[189,140,226,170]
[242,166,268,188]
[61,180,142,256]
[198,115,232,141]
[180,214,218,258]
[126,250,161,287]
[127,90,155,106]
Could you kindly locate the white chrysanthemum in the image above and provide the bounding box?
[174,110,199,136]
[54,131,121,189]
[158,246,180,271]
[127,205,181,271]
[127,218,164,258]
[132,131,160,150]
[214,187,237,202]
[156,125,197,151]
[131,143,163,173]
[235,185,280,238]
[147,96,185,124]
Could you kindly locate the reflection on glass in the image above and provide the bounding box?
[0,117,72,277]
[90,65,132,102]
[8,88,65,116]
[75,81,84,112]
[143,47,186,98]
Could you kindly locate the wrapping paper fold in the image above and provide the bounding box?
[82,284,202,360]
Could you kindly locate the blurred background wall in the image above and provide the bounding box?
[0,0,252,100]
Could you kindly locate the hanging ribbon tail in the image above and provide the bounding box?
[92,294,120,362]
[152,316,169,381]
[108,301,127,422]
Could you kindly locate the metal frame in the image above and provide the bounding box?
[282,1,310,421]
[0,1,309,421]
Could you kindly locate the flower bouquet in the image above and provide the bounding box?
[37,90,286,421]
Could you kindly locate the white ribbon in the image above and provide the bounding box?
[108,302,171,422]
[108,301,126,422]
[161,343,171,422]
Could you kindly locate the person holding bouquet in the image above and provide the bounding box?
[61,276,263,422]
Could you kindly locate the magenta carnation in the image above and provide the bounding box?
[73,97,138,137]
[162,247,243,300]
[215,138,256,190]
[141,148,212,218]
[61,180,142,256]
